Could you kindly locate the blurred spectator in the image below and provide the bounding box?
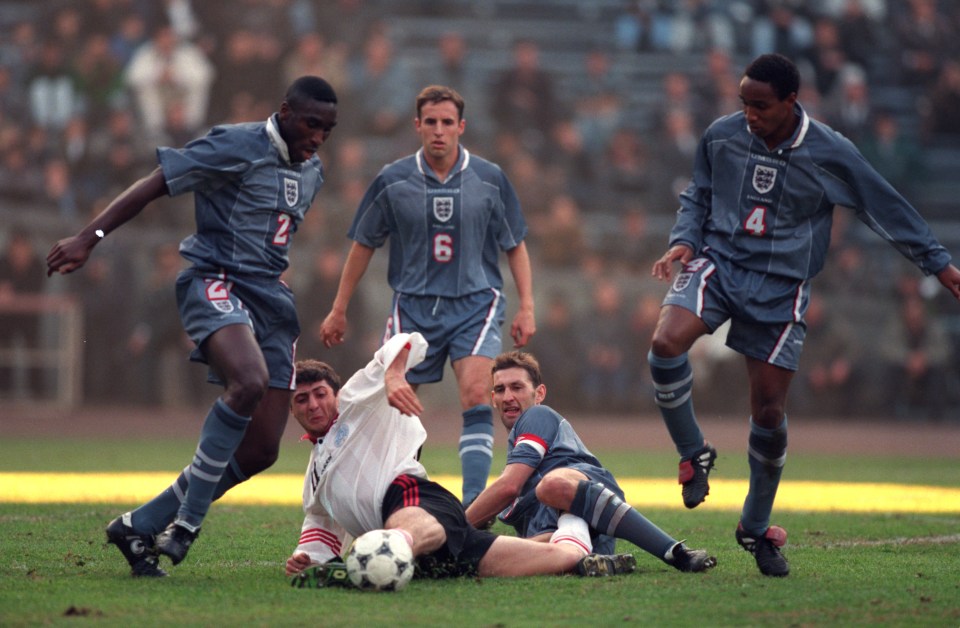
[281,32,348,97]
[788,293,861,417]
[72,32,125,125]
[0,145,44,204]
[125,242,204,407]
[41,158,79,222]
[598,126,653,199]
[209,27,283,124]
[544,118,597,205]
[524,289,583,410]
[650,108,699,213]
[491,39,557,157]
[666,0,736,53]
[344,29,415,141]
[799,16,848,99]
[832,0,885,74]
[607,204,652,273]
[921,59,960,141]
[750,2,814,60]
[691,47,740,127]
[124,23,215,142]
[859,109,925,199]
[613,0,674,52]
[579,278,632,412]
[623,291,663,411]
[109,13,149,67]
[571,48,624,157]
[891,0,954,91]
[877,293,952,420]
[296,247,372,378]
[26,39,81,130]
[820,63,871,143]
[530,193,587,269]
[0,229,47,399]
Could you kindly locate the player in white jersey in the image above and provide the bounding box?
[285,333,637,582]
[46,76,339,576]
[318,85,536,509]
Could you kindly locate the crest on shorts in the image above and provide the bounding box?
[284,177,299,207]
[672,272,692,292]
[752,165,777,194]
[433,196,454,222]
[212,299,234,313]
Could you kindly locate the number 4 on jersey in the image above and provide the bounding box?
[744,206,767,236]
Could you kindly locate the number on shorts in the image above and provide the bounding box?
[205,279,230,301]
[744,206,767,236]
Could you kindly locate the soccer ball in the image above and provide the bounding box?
[346,529,415,591]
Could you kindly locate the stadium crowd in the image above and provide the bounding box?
[2,0,959,421]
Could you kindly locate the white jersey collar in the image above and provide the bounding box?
[415,146,470,182]
[266,114,291,164]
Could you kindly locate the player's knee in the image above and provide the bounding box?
[650,331,684,358]
[245,446,280,476]
[223,372,269,413]
[535,473,577,509]
[753,404,786,428]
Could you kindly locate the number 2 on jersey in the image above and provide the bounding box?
[433,233,453,263]
[273,213,292,245]
[744,206,767,236]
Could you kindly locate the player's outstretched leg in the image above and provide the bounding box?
[663,541,717,573]
[575,553,637,577]
[648,351,716,508]
[105,513,167,577]
[459,404,494,507]
[156,399,251,564]
[737,522,789,577]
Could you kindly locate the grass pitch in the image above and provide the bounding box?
[1,437,958,626]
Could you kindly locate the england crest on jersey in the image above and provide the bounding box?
[433,196,454,222]
[752,165,777,194]
[284,177,299,207]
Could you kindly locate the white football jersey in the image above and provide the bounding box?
[294,332,429,563]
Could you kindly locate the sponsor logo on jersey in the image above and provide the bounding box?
[433,196,454,222]
[672,272,692,292]
[752,165,777,194]
[284,177,299,207]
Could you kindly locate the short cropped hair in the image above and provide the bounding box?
[415,85,465,120]
[286,76,338,108]
[294,359,342,394]
[492,351,543,388]
[744,53,800,101]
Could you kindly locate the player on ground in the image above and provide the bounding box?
[284,332,636,584]
[318,85,536,508]
[46,76,340,576]
[464,351,716,573]
[648,53,960,576]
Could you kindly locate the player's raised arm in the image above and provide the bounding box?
[319,241,376,347]
[46,168,168,276]
[384,342,423,417]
